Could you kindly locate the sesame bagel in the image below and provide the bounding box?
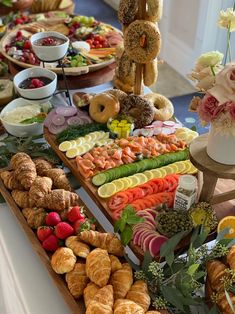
[118,0,138,25]
[143,59,158,86]
[116,51,136,86]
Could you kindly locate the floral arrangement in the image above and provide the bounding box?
[189,6,235,136]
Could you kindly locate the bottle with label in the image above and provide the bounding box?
[174,175,198,211]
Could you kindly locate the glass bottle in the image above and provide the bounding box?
[174,175,198,211]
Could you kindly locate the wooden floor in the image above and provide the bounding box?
[214,179,235,220]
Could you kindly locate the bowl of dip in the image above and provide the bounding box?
[0,98,50,137]
[30,31,69,62]
[13,67,57,103]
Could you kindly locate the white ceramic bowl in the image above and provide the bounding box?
[30,31,69,62]
[0,98,49,137]
[13,67,57,103]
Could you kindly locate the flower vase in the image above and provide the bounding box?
[207,123,235,165]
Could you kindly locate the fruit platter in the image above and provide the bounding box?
[0,12,122,75]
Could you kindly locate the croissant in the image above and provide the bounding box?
[86,285,114,314]
[22,207,47,229]
[12,190,30,208]
[29,176,53,207]
[65,263,89,299]
[206,260,228,292]
[126,280,151,312]
[110,255,122,273]
[51,247,76,274]
[84,282,100,308]
[114,299,144,314]
[65,236,90,258]
[86,248,111,287]
[0,170,24,190]
[44,168,72,191]
[40,189,79,211]
[111,263,133,300]
[217,290,235,314]
[79,231,124,256]
[227,246,235,270]
[11,153,37,190]
[146,312,162,314]
[34,158,53,176]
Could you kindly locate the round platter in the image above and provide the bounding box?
[0,13,122,76]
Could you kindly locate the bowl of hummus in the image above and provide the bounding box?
[0,97,50,137]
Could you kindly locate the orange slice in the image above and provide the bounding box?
[217,216,235,239]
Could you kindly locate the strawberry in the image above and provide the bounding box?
[23,40,31,50]
[73,217,86,233]
[67,206,85,223]
[42,234,59,252]
[37,226,53,242]
[55,222,74,239]
[45,212,61,226]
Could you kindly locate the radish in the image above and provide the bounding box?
[138,230,151,246]
[149,235,168,257]
[133,229,145,245]
[138,221,156,230]
[141,208,158,219]
[142,232,160,251]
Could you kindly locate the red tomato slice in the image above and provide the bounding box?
[151,178,164,193]
[130,187,145,201]
[112,210,122,221]
[164,175,179,192]
[140,183,154,197]
[125,190,134,203]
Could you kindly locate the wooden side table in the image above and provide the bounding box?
[189,133,235,204]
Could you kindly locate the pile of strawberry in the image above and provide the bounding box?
[29,78,45,89]
[11,13,32,27]
[37,206,95,252]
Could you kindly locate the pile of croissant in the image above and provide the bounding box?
[206,246,235,314]
[0,152,79,227]
[51,229,160,314]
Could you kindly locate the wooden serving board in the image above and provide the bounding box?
[0,167,104,314]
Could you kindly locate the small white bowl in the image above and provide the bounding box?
[0,98,49,137]
[30,31,69,62]
[13,67,57,103]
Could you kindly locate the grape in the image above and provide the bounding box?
[88,17,95,25]
[71,59,78,67]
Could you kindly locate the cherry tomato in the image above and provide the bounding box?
[96,44,103,48]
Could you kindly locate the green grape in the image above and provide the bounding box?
[87,16,95,25]
[70,59,78,67]
[72,16,81,23]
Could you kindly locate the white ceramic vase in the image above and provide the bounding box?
[207,123,235,165]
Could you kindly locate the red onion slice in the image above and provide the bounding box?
[163,121,176,127]
[52,114,66,126]
[56,106,77,117]
[67,116,83,126]
[80,115,93,124]
[44,109,57,128]
[48,123,67,135]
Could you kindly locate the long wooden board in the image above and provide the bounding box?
[0,167,104,314]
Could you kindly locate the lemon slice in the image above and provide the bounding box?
[59,141,72,152]
[175,128,188,136]
[167,163,179,174]
[151,169,163,178]
[133,173,148,184]
[128,175,140,187]
[66,147,80,158]
[182,160,193,174]
[75,137,84,146]
[144,170,154,180]
[98,182,117,198]
[186,133,198,143]
[159,168,167,178]
[187,164,198,174]
[161,165,174,175]
[174,161,187,174]
[118,178,131,190]
[112,179,125,192]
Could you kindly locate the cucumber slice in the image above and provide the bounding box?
[92,173,107,186]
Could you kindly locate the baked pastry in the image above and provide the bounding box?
[89,93,120,123]
[41,189,79,211]
[83,282,100,308]
[146,312,162,314]
[144,93,174,121]
[79,230,124,257]
[0,170,24,190]
[114,299,144,314]
[118,0,138,25]
[143,59,158,87]
[116,51,136,87]
[65,236,90,258]
[10,153,37,190]
[227,246,235,269]
[110,263,133,299]
[44,168,72,191]
[65,263,89,299]
[86,285,114,314]
[51,247,76,274]
[206,260,228,292]
[113,76,134,93]
[110,255,122,273]
[29,176,53,207]
[86,248,111,287]
[22,207,46,229]
[34,158,53,176]
[126,280,151,312]
[11,190,30,208]
[146,0,163,22]
[120,95,155,128]
[216,290,235,314]
[107,89,127,106]
[124,20,161,64]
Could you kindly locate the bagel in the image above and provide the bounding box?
[113,76,134,94]
[143,59,158,86]
[144,93,174,121]
[89,93,120,123]
[120,95,155,128]
[124,20,161,64]
[146,0,163,22]
[106,89,127,105]
[116,51,136,86]
[118,0,138,25]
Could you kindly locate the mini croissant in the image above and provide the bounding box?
[29,176,53,207]
[114,299,144,314]
[83,282,100,308]
[22,207,46,229]
[51,247,76,274]
[227,246,235,270]
[34,158,53,176]
[110,255,122,273]
[65,263,89,299]
[86,248,111,287]
[86,285,114,314]
[40,189,79,211]
[111,263,133,300]
[126,280,151,312]
[44,168,72,191]
[12,190,31,208]
[79,230,124,256]
[0,170,24,190]
[65,236,90,258]
[206,260,228,292]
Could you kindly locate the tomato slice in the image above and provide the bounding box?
[157,192,174,207]
[164,175,179,192]
[125,190,134,203]
[151,178,164,193]
[128,187,144,201]
[108,192,129,211]
[140,183,154,197]
[112,210,122,221]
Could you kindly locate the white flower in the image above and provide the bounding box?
[212,112,235,136]
[196,51,224,68]
[218,7,235,32]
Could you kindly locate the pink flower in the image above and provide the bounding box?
[197,93,219,123]
[227,102,235,120]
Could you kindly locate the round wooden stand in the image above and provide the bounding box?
[189,133,235,204]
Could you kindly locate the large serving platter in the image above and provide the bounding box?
[0,14,121,76]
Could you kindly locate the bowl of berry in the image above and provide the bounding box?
[30,31,69,62]
[13,67,57,103]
